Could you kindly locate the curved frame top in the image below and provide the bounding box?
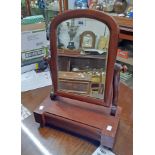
[49,9,119,107]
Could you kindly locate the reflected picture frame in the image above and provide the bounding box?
[80,31,96,48]
[50,9,119,107]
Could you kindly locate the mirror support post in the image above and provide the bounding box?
[43,56,57,101]
[111,63,127,116]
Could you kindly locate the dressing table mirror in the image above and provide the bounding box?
[57,17,110,100]
[34,9,127,149]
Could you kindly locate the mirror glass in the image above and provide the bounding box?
[56,18,110,99]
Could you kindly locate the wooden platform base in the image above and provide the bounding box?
[34,96,121,149]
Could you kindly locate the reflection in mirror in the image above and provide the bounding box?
[57,18,110,99]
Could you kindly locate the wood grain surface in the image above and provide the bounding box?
[21,82,133,155]
[50,9,120,107]
[22,115,97,155]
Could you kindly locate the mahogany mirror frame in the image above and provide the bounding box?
[49,9,119,107]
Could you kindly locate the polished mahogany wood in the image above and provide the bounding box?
[22,115,98,155]
[113,16,132,28]
[111,63,127,115]
[119,27,133,41]
[50,9,120,107]
[34,96,121,148]
[33,65,124,149]
[113,16,133,41]
[34,9,123,149]
[22,82,132,155]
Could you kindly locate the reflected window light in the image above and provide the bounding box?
[21,122,53,155]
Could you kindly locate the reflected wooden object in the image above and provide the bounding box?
[91,70,106,95]
[58,71,106,98]
[34,10,127,149]
[58,48,81,55]
[58,71,92,95]
[80,31,96,49]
